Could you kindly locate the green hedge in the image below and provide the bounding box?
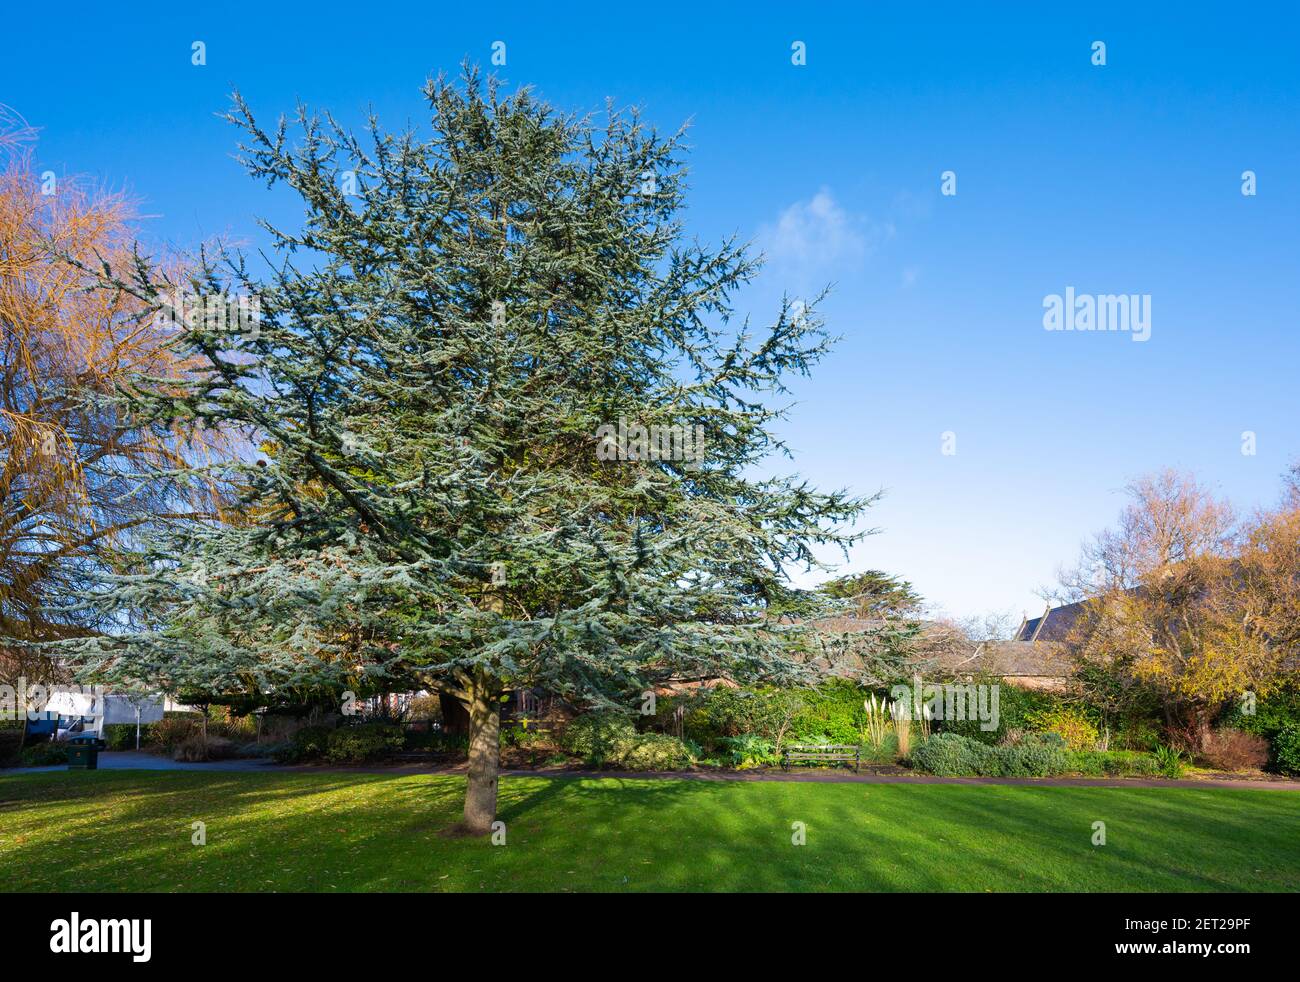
[910,732,1069,777]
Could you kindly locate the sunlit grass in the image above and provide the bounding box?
[2,770,1297,892]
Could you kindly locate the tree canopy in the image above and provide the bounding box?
[0,163,217,698]
[57,70,879,830]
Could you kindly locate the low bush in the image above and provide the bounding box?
[323,725,405,763]
[218,711,258,742]
[102,724,145,751]
[273,724,335,763]
[861,730,901,764]
[721,734,778,769]
[909,733,992,775]
[502,723,550,749]
[151,715,200,751]
[562,713,635,763]
[996,733,1070,777]
[1153,745,1186,779]
[1199,728,1270,771]
[562,713,692,770]
[1274,725,1300,776]
[19,740,70,767]
[172,735,236,762]
[1112,720,1162,752]
[407,730,469,754]
[0,726,21,767]
[910,732,1069,777]
[238,740,287,759]
[618,732,693,770]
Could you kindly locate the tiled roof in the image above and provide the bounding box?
[1015,600,1089,642]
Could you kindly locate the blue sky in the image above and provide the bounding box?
[4,2,1298,621]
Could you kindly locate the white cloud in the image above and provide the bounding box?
[758,188,892,276]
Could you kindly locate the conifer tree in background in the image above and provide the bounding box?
[60,70,884,833]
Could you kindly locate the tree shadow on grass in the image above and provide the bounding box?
[7,772,1298,893]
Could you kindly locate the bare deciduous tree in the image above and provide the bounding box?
[1060,469,1297,749]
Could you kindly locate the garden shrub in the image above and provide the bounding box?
[1113,720,1162,752]
[1153,745,1186,778]
[502,723,549,749]
[102,724,146,751]
[669,686,803,751]
[617,732,693,770]
[789,678,871,744]
[1274,725,1300,776]
[1024,705,1099,751]
[911,732,1068,777]
[238,740,286,759]
[323,724,405,763]
[721,734,778,769]
[404,730,468,754]
[172,735,237,762]
[272,724,335,763]
[562,713,636,763]
[994,733,1069,777]
[219,711,258,742]
[0,726,21,767]
[1072,659,1166,749]
[1218,680,1300,740]
[909,733,992,775]
[562,713,692,769]
[664,680,915,749]
[19,740,70,767]
[860,730,901,764]
[1065,749,1161,777]
[1219,681,1300,773]
[1199,728,1269,771]
[937,678,1060,746]
[151,715,200,751]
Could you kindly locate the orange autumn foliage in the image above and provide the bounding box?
[0,162,222,653]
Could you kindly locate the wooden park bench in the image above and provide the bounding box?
[780,743,860,773]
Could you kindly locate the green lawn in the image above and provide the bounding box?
[2,770,1298,891]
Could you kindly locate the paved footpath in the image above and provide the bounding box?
[4,751,1299,791]
[4,751,279,775]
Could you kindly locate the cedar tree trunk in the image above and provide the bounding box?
[463,680,501,835]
